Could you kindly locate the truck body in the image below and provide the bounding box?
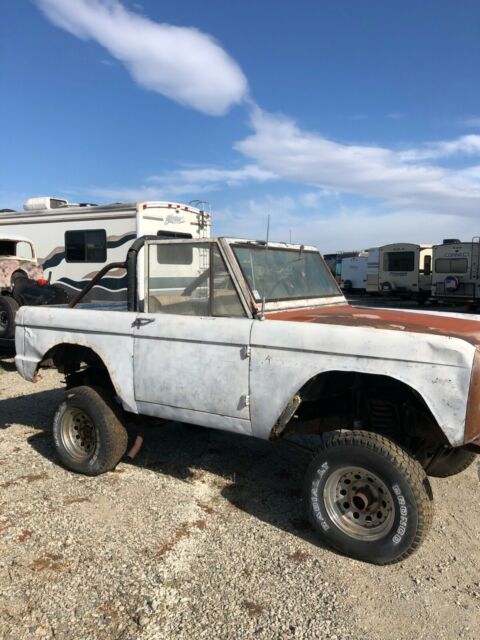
[431,238,480,304]
[14,236,479,564]
[378,243,432,299]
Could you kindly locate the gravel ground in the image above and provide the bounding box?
[0,355,479,640]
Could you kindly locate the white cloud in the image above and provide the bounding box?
[214,195,479,254]
[35,0,248,115]
[89,163,276,201]
[234,108,480,216]
[400,134,480,161]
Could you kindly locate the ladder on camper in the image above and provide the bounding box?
[471,237,480,281]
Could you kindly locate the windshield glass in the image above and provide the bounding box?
[233,245,340,302]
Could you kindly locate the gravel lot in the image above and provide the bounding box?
[0,353,479,640]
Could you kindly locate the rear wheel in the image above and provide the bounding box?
[304,431,433,564]
[426,448,477,478]
[52,386,128,475]
[0,295,19,338]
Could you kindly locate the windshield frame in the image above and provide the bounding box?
[225,239,344,312]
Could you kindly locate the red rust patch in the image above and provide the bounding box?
[17,530,33,543]
[267,304,480,345]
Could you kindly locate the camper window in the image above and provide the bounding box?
[384,251,414,272]
[156,230,193,265]
[435,258,468,274]
[65,229,107,263]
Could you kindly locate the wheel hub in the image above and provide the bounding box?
[324,466,395,541]
[0,311,8,329]
[60,408,96,462]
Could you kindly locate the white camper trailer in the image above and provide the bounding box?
[431,238,480,304]
[366,247,380,294]
[339,254,368,292]
[0,197,211,302]
[378,243,432,299]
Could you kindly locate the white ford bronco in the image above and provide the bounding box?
[15,236,480,564]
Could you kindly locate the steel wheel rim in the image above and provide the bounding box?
[323,466,395,541]
[60,407,96,462]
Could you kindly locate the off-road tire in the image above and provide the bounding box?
[52,385,128,476]
[304,430,434,565]
[0,295,19,338]
[426,449,477,478]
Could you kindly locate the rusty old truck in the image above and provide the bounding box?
[0,234,68,343]
[14,236,480,564]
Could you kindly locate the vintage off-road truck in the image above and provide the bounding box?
[15,236,479,564]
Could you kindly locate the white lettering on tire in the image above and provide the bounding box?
[310,462,330,531]
[391,483,408,544]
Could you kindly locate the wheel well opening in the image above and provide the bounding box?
[275,370,448,449]
[39,344,116,396]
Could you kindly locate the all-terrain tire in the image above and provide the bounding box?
[0,295,19,338]
[426,449,477,478]
[52,385,128,476]
[304,430,434,565]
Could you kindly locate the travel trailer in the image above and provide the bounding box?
[431,238,480,304]
[365,247,380,294]
[0,197,211,302]
[378,243,432,299]
[339,254,368,292]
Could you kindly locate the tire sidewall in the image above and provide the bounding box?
[305,446,419,564]
[53,391,114,476]
[0,296,19,338]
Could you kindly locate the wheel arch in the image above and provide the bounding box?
[270,368,448,446]
[37,342,121,399]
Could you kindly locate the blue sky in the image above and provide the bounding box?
[1,0,480,252]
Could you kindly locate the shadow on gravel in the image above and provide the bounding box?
[0,355,16,371]
[0,388,64,431]
[123,421,331,552]
[24,401,334,554]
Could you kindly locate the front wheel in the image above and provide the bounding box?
[304,431,433,564]
[52,386,128,475]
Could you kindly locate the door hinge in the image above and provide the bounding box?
[242,345,251,359]
[240,394,250,408]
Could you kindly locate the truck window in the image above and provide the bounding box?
[384,251,414,272]
[0,241,16,256]
[65,230,107,263]
[435,258,468,274]
[211,245,245,317]
[147,242,245,317]
[15,241,34,260]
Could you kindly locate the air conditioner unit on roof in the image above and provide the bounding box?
[23,197,69,211]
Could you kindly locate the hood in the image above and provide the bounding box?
[267,304,480,347]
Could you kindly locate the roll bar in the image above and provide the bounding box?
[68,235,157,310]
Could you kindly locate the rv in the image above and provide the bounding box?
[0,197,211,302]
[339,254,368,292]
[431,238,480,305]
[378,243,432,300]
[366,247,380,294]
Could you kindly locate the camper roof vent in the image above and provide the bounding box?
[23,197,69,212]
[442,238,461,244]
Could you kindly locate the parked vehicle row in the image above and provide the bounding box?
[334,238,480,305]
